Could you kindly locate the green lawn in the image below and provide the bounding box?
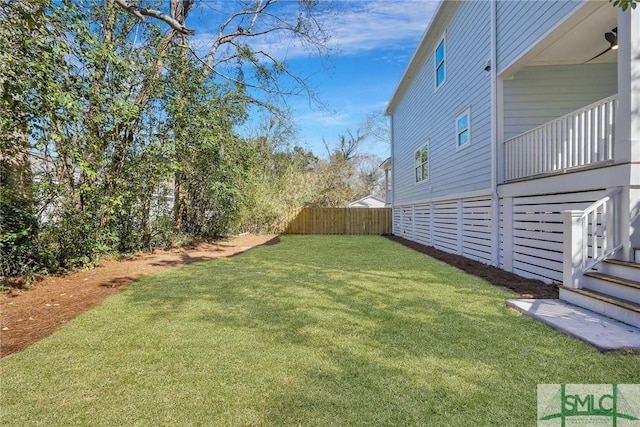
[1,235,637,426]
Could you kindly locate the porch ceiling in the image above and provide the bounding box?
[529,2,617,66]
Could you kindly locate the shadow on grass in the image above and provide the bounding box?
[3,236,636,427]
[121,236,577,424]
[148,236,282,267]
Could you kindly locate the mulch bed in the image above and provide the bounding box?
[386,235,559,299]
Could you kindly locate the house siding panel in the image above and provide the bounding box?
[392,208,401,235]
[400,206,414,240]
[432,201,459,253]
[503,63,618,139]
[499,189,606,283]
[462,198,493,264]
[496,0,583,72]
[413,203,432,246]
[391,0,492,206]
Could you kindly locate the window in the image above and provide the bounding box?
[414,142,429,183]
[456,108,470,150]
[435,37,446,88]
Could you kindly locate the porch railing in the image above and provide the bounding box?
[505,95,617,181]
[562,187,622,288]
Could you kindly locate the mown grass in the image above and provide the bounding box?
[1,235,637,426]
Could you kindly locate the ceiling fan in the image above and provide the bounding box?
[584,27,618,63]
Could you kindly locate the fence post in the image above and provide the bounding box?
[562,210,584,289]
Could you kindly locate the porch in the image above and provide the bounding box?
[504,94,617,182]
[499,102,640,329]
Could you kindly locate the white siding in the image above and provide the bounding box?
[496,0,583,72]
[462,198,493,264]
[392,208,402,235]
[432,201,459,253]
[503,63,618,140]
[413,203,432,246]
[392,196,494,265]
[499,189,606,283]
[400,206,414,240]
[391,0,492,206]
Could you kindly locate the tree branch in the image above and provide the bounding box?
[113,0,195,35]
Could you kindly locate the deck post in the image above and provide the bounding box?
[502,197,513,272]
[616,8,640,262]
[457,199,463,255]
[562,210,584,289]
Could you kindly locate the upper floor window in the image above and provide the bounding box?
[456,108,470,150]
[435,37,446,88]
[414,141,429,183]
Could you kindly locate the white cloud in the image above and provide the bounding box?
[324,1,438,55]
[188,0,438,60]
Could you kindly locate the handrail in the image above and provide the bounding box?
[581,187,620,222]
[562,187,621,288]
[580,187,622,273]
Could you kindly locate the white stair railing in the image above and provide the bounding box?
[505,95,617,181]
[562,187,622,288]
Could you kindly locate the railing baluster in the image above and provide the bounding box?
[608,100,613,160]
[578,112,584,167]
[590,106,596,162]
[504,95,616,181]
[582,211,589,268]
[560,120,564,169]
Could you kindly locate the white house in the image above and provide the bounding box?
[380,157,392,206]
[348,195,386,208]
[386,0,640,327]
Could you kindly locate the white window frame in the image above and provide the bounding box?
[414,140,430,184]
[455,107,471,151]
[434,34,446,90]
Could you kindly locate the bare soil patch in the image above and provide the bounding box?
[0,234,278,358]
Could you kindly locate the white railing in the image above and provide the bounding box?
[562,187,622,288]
[505,95,617,181]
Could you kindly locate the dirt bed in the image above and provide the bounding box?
[0,234,278,358]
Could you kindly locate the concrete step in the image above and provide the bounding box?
[583,271,640,304]
[598,259,640,283]
[559,287,640,328]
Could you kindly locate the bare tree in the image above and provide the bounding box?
[361,108,390,146]
[114,0,195,35]
[323,129,367,162]
[115,0,333,104]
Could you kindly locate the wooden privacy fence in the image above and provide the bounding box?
[283,207,392,235]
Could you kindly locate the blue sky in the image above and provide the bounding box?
[190,0,440,159]
[286,1,439,160]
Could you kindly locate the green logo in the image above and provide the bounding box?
[538,384,640,426]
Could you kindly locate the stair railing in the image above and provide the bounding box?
[562,187,622,288]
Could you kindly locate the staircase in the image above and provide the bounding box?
[560,251,640,328]
[561,187,640,329]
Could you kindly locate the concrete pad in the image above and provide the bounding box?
[506,299,640,353]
